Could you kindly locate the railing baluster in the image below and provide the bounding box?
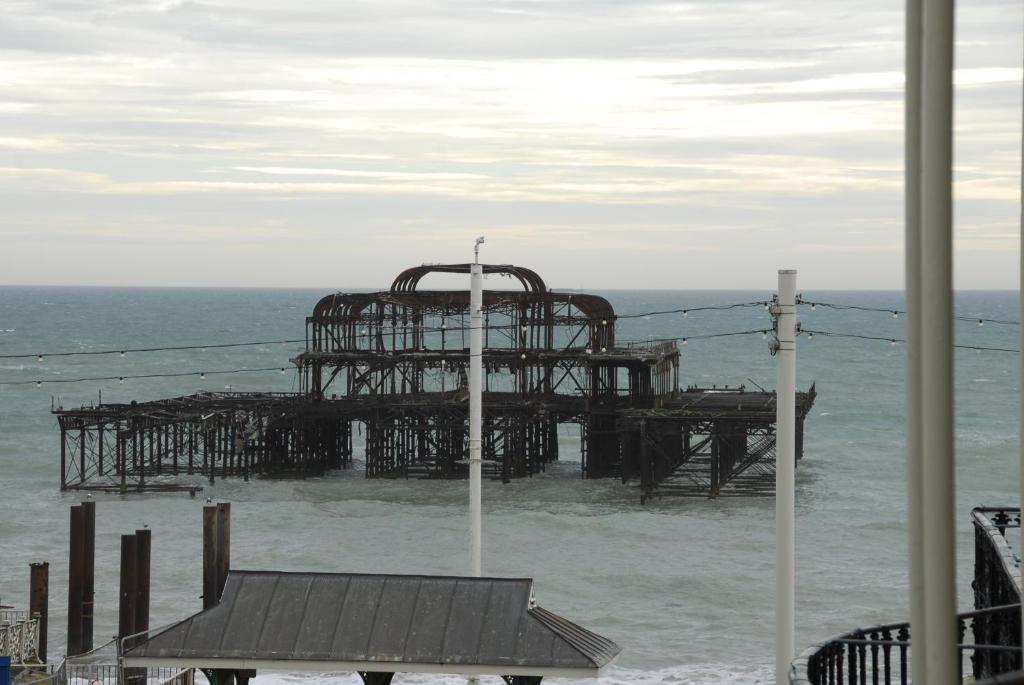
[958,614,967,681]
[848,637,857,684]
[897,626,909,685]
[858,639,867,685]
[882,628,892,685]
[869,631,879,685]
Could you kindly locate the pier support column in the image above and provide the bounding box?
[81,500,95,652]
[29,563,48,663]
[203,503,232,609]
[216,503,231,597]
[67,504,84,656]
[203,505,218,609]
[135,529,151,641]
[118,534,138,647]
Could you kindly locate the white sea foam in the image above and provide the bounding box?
[251,664,773,685]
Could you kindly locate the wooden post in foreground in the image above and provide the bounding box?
[29,563,49,663]
[202,502,233,609]
[202,506,218,609]
[118,534,138,648]
[215,503,231,599]
[135,529,151,641]
[66,504,84,656]
[81,499,95,652]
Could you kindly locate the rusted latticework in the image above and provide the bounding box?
[52,263,814,498]
[296,264,675,480]
[55,392,352,492]
[619,384,816,501]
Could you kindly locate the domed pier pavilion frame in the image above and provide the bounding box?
[295,263,677,481]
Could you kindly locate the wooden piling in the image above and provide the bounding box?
[29,562,48,663]
[67,504,84,656]
[118,534,138,647]
[134,529,151,641]
[215,503,231,600]
[81,499,95,652]
[202,506,218,609]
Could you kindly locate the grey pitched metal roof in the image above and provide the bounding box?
[124,571,619,677]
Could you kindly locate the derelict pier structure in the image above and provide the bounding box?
[53,263,814,499]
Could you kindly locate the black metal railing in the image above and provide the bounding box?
[791,604,1021,684]
[976,671,1024,685]
[792,507,1024,684]
[974,507,1023,679]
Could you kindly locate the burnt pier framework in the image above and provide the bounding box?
[53,263,814,498]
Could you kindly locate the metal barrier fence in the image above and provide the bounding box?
[20,662,192,685]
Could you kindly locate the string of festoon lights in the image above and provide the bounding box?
[0,301,770,362]
[1,297,1017,386]
[0,367,291,388]
[797,327,1019,354]
[796,297,1019,327]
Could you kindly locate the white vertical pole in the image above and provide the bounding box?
[469,237,484,579]
[919,0,957,678]
[775,269,796,685]
[905,1,927,683]
[1018,0,1024,646]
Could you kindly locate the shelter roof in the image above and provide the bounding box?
[124,570,619,678]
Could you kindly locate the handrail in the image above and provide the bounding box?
[792,506,1024,684]
[791,604,1022,684]
[973,507,1023,601]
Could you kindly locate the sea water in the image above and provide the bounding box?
[0,286,1018,684]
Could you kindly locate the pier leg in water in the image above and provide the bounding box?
[81,499,95,652]
[29,562,48,664]
[357,672,394,685]
[66,504,84,656]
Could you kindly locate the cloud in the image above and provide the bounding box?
[1,0,1021,287]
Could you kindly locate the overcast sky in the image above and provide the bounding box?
[1,1,1020,289]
